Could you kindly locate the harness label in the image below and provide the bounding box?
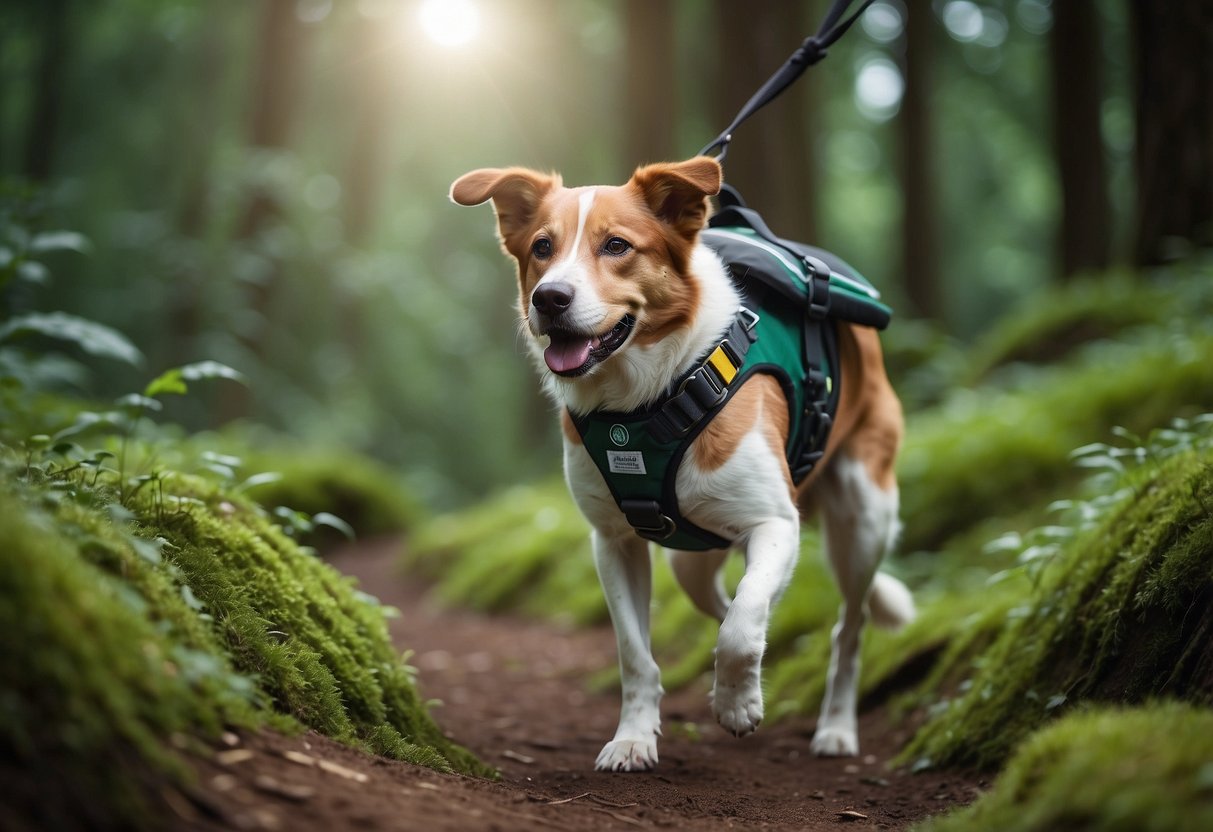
[606,450,647,475]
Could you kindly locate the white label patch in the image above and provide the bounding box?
[606,450,647,475]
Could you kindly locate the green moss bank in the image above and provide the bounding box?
[0,466,489,829]
[905,446,1213,771]
[914,703,1213,832]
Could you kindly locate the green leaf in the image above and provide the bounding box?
[144,368,187,397]
[116,393,163,414]
[29,230,91,254]
[17,261,49,284]
[179,360,245,385]
[237,471,283,492]
[312,512,356,540]
[51,410,124,442]
[0,312,143,366]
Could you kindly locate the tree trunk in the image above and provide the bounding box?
[222,0,307,421]
[898,0,939,319]
[711,0,818,240]
[170,15,228,366]
[1131,0,1213,265]
[342,18,393,244]
[624,0,677,166]
[1049,0,1111,277]
[238,0,306,240]
[23,0,69,182]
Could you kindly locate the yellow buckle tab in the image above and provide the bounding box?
[707,344,739,385]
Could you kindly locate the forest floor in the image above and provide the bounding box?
[180,538,985,831]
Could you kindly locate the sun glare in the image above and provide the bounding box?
[419,0,481,48]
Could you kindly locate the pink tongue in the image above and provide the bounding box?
[545,337,594,373]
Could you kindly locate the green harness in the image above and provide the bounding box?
[570,201,891,551]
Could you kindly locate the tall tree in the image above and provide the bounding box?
[897,0,939,318]
[223,0,309,421]
[624,0,676,166]
[1130,0,1213,265]
[22,0,70,182]
[1049,0,1111,277]
[342,14,394,244]
[711,0,818,240]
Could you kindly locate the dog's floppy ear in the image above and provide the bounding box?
[628,156,722,240]
[450,167,561,249]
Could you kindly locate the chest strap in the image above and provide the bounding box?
[648,308,760,444]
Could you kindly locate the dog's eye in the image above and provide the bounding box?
[602,237,632,257]
[532,237,553,259]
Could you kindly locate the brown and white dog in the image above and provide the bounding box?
[450,156,913,772]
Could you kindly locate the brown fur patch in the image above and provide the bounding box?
[691,375,791,497]
[561,410,583,445]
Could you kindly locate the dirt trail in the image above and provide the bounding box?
[183,538,981,831]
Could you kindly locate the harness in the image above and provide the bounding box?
[570,191,892,551]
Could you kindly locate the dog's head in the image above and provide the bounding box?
[450,157,722,380]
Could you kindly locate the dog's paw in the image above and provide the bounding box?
[810,725,859,757]
[711,683,763,737]
[595,738,658,772]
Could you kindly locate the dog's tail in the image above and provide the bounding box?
[867,572,916,630]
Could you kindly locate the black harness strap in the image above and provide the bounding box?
[699,0,878,160]
[649,310,759,444]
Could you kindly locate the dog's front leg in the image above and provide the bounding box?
[592,529,663,771]
[712,515,799,736]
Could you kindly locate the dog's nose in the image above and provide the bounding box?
[532,282,574,316]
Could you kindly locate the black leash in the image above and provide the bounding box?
[698,0,878,160]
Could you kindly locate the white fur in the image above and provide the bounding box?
[549,240,910,771]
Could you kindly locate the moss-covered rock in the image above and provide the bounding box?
[914,703,1213,832]
[0,486,258,830]
[0,459,490,829]
[236,445,423,540]
[904,443,1213,771]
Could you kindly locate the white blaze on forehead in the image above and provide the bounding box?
[566,188,596,262]
[530,188,606,331]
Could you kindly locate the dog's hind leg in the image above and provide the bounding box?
[668,548,730,621]
[592,530,664,771]
[810,450,909,756]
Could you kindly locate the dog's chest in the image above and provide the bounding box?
[563,407,792,548]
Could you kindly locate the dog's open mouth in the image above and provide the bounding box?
[543,315,635,377]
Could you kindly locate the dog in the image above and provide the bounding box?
[450,156,913,771]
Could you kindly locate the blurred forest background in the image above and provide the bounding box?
[1,0,1209,507]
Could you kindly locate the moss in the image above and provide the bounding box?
[900,329,1213,551]
[903,448,1213,771]
[0,486,258,829]
[1,454,491,828]
[961,260,1212,385]
[914,703,1213,832]
[236,446,423,539]
[128,473,490,775]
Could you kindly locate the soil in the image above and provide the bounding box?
[178,538,985,831]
